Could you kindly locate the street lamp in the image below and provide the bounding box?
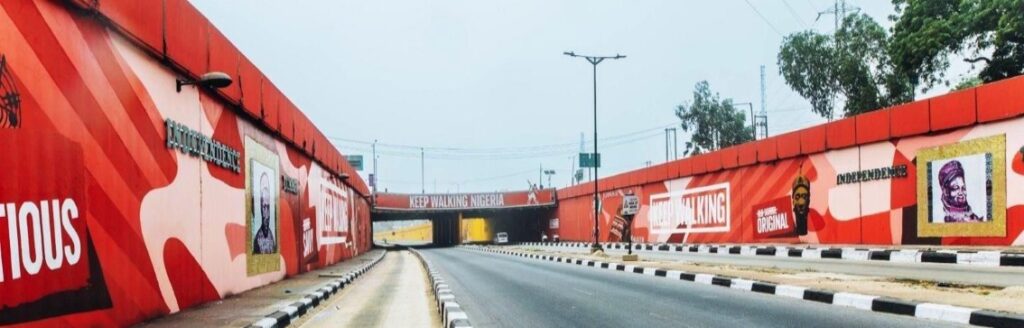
[733,102,756,140]
[543,169,556,188]
[564,51,626,253]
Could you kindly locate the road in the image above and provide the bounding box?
[527,244,1024,287]
[297,250,438,328]
[417,247,967,328]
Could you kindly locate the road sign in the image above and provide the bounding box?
[347,155,364,171]
[575,169,584,182]
[579,153,601,168]
[622,194,640,216]
[368,173,376,187]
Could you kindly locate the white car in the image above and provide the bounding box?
[495,232,509,244]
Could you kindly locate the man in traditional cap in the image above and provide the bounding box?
[938,160,982,223]
[792,175,810,236]
[254,172,277,253]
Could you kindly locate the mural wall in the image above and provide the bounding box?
[0,0,371,326]
[553,81,1024,247]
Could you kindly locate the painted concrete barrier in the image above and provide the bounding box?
[520,242,1024,267]
[245,251,387,328]
[409,248,473,328]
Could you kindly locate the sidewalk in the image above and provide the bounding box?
[523,242,1024,267]
[139,249,386,327]
[296,251,439,328]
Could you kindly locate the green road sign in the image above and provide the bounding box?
[579,153,601,168]
[347,155,364,171]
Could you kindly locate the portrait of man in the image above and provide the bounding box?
[245,137,281,275]
[929,154,990,224]
[253,172,277,253]
[936,160,984,223]
[791,174,810,236]
[917,134,1005,237]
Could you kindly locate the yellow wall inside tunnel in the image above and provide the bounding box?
[374,221,433,244]
[461,217,492,244]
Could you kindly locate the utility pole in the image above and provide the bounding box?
[420,147,425,194]
[372,140,377,195]
[758,65,768,139]
[664,128,678,161]
[569,155,576,186]
[734,102,756,140]
[816,0,858,121]
[564,51,626,253]
[816,0,857,32]
[580,133,588,182]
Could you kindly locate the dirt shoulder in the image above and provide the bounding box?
[508,246,1024,314]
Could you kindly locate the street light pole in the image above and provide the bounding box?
[420,147,425,194]
[734,102,756,140]
[564,51,625,253]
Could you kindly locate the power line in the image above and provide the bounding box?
[328,122,676,156]
[334,129,666,161]
[743,0,784,37]
[782,0,809,28]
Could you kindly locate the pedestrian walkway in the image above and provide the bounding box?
[139,249,385,327]
[298,250,439,328]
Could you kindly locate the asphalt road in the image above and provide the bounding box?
[531,245,1024,287]
[417,247,967,328]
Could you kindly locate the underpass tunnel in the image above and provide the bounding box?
[371,207,554,247]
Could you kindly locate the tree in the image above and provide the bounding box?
[778,13,913,120]
[675,81,753,156]
[890,0,1024,91]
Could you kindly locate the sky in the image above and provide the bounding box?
[189,0,959,194]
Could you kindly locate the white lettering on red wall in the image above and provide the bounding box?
[0,198,81,283]
[302,218,314,258]
[648,183,730,234]
[751,197,796,239]
[408,193,506,209]
[318,182,350,246]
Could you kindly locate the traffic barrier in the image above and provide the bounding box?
[409,248,473,328]
[472,246,1024,328]
[517,242,1024,267]
[245,251,387,328]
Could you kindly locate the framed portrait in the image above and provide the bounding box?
[245,137,281,275]
[916,134,1006,237]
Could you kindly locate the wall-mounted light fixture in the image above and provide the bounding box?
[176,71,233,93]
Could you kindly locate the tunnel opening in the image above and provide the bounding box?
[371,207,554,248]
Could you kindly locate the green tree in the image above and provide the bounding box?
[778,13,913,120]
[675,81,753,156]
[890,0,1024,91]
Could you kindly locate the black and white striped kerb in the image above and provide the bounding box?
[246,251,387,328]
[476,246,1024,328]
[409,248,473,328]
[520,242,1024,267]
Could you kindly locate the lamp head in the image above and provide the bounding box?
[176,71,233,93]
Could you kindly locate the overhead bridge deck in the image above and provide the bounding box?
[372,189,557,246]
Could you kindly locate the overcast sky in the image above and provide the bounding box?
[191,0,957,194]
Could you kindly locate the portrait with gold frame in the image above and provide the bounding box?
[916,134,1005,237]
[245,137,281,275]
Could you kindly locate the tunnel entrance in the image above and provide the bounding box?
[371,189,557,247]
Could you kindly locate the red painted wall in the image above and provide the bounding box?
[551,76,1024,247]
[0,0,371,326]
